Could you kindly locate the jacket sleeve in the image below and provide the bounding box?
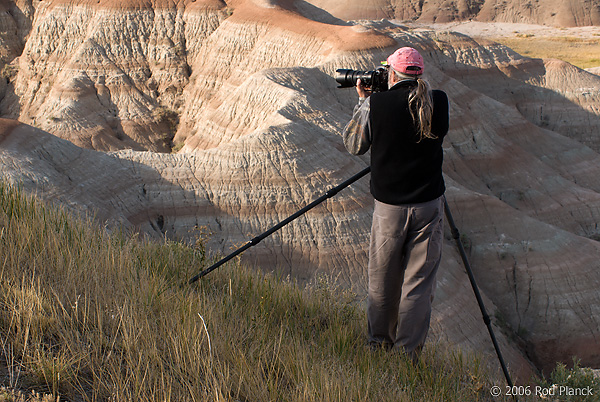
[342,97,372,155]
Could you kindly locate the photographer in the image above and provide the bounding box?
[342,47,449,360]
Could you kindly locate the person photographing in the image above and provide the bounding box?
[342,47,449,360]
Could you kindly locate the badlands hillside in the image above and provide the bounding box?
[1,0,600,379]
[299,0,600,27]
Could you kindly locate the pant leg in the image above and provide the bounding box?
[367,200,410,346]
[395,197,444,356]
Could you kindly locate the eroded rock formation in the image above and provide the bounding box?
[1,0,600,379]
[298,0,600,27]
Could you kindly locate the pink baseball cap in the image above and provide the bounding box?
[385,47,424,75]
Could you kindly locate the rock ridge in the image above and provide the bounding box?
[297,0,600,27]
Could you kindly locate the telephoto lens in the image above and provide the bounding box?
[335,67,388,92]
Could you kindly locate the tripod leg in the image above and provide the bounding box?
[443,196,515,391]
[189,167,371,283]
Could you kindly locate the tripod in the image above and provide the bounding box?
[188,167,514,390]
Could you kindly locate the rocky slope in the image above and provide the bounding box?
[298,0,600,27]
[2,0,600,378]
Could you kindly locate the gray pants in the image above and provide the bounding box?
[367,196,444,357]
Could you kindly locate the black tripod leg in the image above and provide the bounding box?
[443,196,515,392]
[189,166,371,283]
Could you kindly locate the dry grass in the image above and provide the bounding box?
[0,182,518,401]
[493,35,600,69]
[0,386,54,402]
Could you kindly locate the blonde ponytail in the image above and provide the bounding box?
[408,78,435,142]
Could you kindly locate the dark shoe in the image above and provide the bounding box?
[367,339,394,351]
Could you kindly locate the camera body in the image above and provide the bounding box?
[335,66,388,93]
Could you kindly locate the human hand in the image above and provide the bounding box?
[356,79,372,98]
